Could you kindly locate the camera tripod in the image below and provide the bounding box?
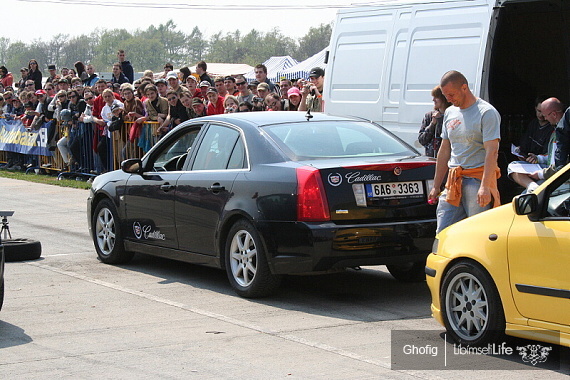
[0,211,14,241]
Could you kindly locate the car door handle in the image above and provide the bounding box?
[208,183,225,193]
[160,183,175,192]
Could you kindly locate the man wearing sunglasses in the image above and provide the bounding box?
[235,75,254,105]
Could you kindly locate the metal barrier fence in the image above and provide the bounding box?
[0,119,161,175]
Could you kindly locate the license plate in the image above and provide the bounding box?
[366,181,423,198]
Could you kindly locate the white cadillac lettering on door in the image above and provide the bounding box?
[133,221,166,240]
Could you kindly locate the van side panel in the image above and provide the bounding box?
[328,11,394,123]
[325,0,494,147]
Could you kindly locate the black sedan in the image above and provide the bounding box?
[87,112,436,297]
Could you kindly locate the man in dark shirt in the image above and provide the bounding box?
[518,96,554,158]
[195,61,213,86]
[117,49,134,83]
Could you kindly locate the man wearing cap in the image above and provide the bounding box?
[167,72,183,96]
[57,78,70,92]
[254,64,277,92]
[191,97,207,118]
[155,78,169,98]
[185,75,203,99]
[199,81,211,96]
[16,67,28,92]
[205,87,225,115]
[30,89,53,128]
[214,76,228,98]
[195,61,213,86]
[46,65,59,84]
[299,67,325,112]
[257,82,270,103]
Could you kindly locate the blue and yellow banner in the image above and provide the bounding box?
[0,118,53,156]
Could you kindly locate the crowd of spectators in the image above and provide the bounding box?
[0,49,326,172]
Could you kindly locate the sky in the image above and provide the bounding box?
[4,0,354,43]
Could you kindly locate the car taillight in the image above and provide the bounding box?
[296,166,330,222]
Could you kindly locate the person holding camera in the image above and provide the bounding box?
[299,67,324,112]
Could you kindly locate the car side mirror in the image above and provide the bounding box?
[121,158,143,175]
[513,193,538,216]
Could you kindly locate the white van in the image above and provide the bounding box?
[324,0,570,150]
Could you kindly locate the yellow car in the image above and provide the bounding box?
[426,166,570,347]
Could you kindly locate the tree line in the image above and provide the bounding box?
[0,20,332,75]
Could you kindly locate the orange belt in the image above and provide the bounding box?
[445,165,501,208]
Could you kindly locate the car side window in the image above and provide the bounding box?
[152,127,201,171]
[192,125,241,171]
[545,178,570,217]
[227,137,246,169]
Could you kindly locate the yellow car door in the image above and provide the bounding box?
[508,179,570,330]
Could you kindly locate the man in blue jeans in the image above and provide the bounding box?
[428,70,501,234]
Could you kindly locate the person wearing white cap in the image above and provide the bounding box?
[166,71,183,96]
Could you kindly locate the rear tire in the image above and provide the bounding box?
[387,260,426,282]
[3,239,42,262]
[225,220,281,298]
[92,199,133,264]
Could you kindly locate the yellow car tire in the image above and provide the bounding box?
[441,260,505,346]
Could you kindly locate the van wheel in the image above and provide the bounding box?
[3,239,42,262]
[225,220,281,298]
[441,261,505,346]
[92,199,133,264]
[387,260,426,282]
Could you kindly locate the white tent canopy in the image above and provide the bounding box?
[244,56,298,83]
[197,63,254,78]
[153,63,254,81]
[277,48,328,81]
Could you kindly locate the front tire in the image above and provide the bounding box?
[441,261,505,346]
[225,220,281,298]
[92,199,133,264]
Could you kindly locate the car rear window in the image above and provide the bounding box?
[262,121,416,160]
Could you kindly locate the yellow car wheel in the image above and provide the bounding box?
[441,261,505,346]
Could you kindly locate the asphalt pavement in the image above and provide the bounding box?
[0,177,568,379]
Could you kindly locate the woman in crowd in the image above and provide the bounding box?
[224,95,239,113]
[74,61,89,83]
[27,59,43,90]
[287,87,302,111]
[142,84,168,124]
[0,66,13,87]
[179,66,191,83]
[238,101,252,112]
[418,85,451,158]
[121,83,144,122]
